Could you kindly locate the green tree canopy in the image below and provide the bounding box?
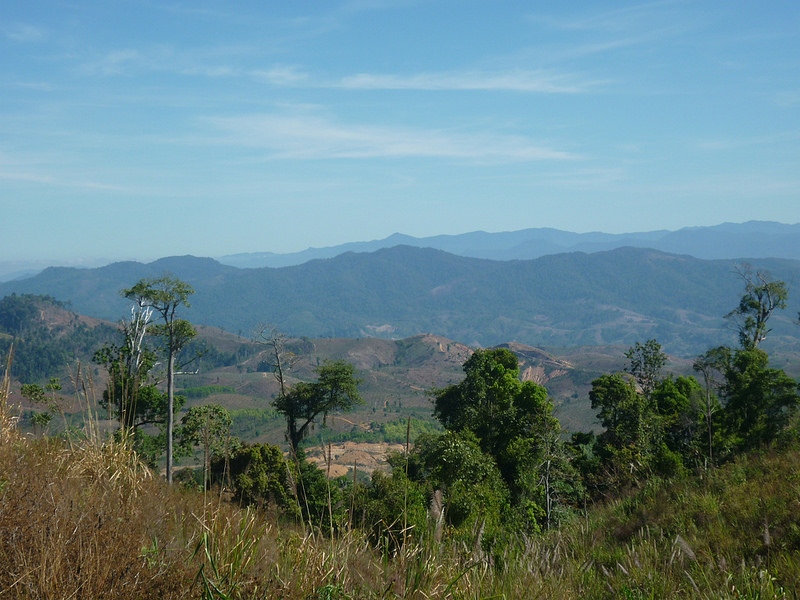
[624,338,667,398]
[274,360,363,452]
[180,403,233,490]
[430,348,574,533]
[433,348,551,461]
[123,274,196,484]
[725,267,788,350]
[215,442,298,516]
[720,348,799,451]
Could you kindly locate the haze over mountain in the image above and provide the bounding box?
[4,221,799,283]
[218,221,800,268]
[2,244,799,358]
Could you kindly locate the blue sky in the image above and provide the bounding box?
[2,0,799,264]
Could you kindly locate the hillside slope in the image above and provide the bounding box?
[2,247,800,356]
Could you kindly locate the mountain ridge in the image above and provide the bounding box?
[5,221,800,283]
[219,221,800,268]
[2,245,800,357]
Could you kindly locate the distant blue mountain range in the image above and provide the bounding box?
[3,221,799,282]
[218,221,800,268]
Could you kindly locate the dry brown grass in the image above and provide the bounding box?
[1,432,797,599]
[0,349,796,599]
[0,438,195,599]
[0,345,19,445]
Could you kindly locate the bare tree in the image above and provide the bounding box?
[254,326,300,402]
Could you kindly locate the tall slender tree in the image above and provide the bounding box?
[725,266,788,350]
[255,326,299,407]
[123,275,196,484]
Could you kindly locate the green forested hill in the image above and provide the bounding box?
[2,246,799,356]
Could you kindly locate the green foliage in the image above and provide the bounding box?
[181,404,232,452]
[21,378,68,432]
[30,411,53,433]
[434,348,519,445]
[130,427,168,469]
[0,293,47,334]
[0,294,116,383]
[228,408,282,439]
[181,385,237,399]
[20,382,46,406]
[93,339,165,430]
[416,430,508,532]
[719,348,800,452]
[590,368,708,491]
[123,274,196,484]
[275,360,363,451]
[725,268,788,350]
[305,417,441,446]
[180,404,234,490]
[181,385,236,400]
[624,339,667,397]
[357,467,428,549]
[590,372,655,483]
[380,348,581,541]
[218,442,298,516]
[433,348,553,473]
[294,449,352,532]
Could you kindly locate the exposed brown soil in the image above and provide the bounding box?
[303,441,406,478]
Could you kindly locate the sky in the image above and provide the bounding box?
[2,0,799,265]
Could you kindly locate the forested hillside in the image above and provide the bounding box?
[3,279,799,598]
[3,246,800,356]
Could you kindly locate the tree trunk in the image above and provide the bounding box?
[167,351,174,484]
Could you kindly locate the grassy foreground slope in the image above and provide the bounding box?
[1,422,798,598]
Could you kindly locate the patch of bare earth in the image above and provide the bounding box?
[304,441,406,478]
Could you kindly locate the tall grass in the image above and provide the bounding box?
[0,344,18,444]
[0,351,797,598]
[1,436,797,598]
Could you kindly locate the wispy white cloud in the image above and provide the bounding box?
[78,42,602,95]
[82,49,144,76]
[13,81,56,92]
[524,1,699,64]
[531,1,685,34]
[529,167,628,190]
[693,131,800,152]
[0,168,125,191]
[4,22,46,42]
[203,113,577,162]
[775,91,800,107]
[339,0,423,13]
[181,64,239,78]
[252,65,309,86]
[336,69,604,93]
[81,44,254,78]
[0,153,126,191]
